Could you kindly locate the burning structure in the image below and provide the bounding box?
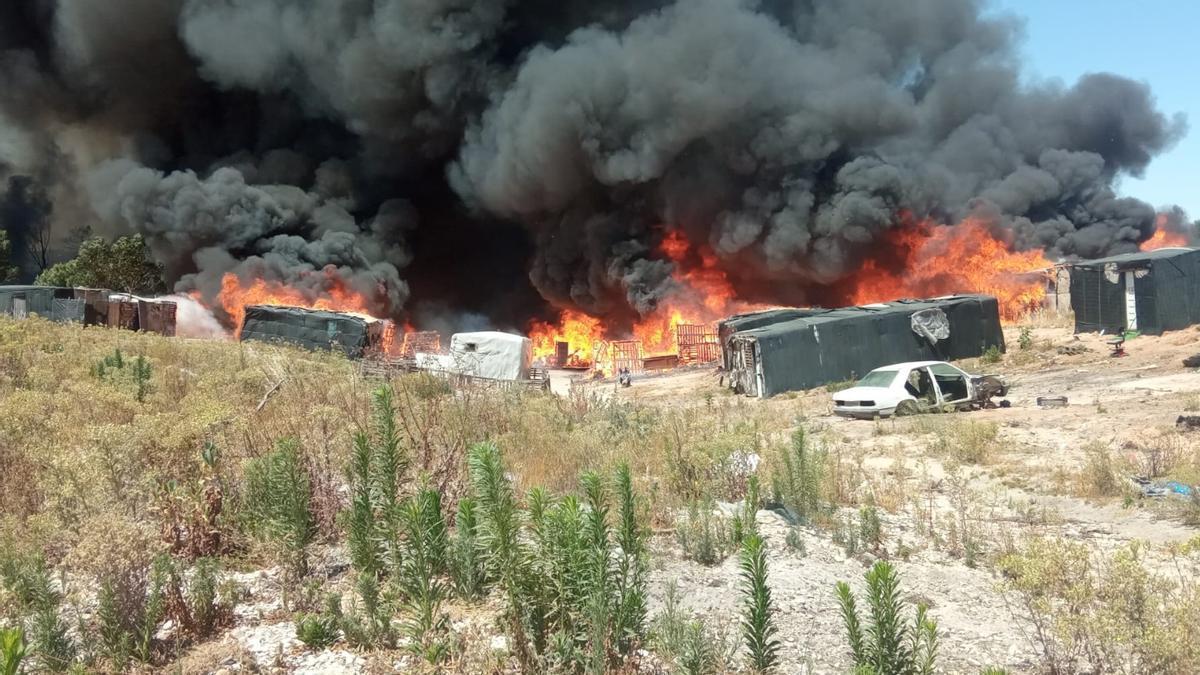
[239,305,389,358]
[0,1,1191,346]
[724,295,1004,398]
[1069,247,1200,335]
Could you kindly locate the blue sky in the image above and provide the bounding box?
[990,0,1197,218]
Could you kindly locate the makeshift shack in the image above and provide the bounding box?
[74,288,111,326]
[446,331,532,381]
[725,295,1005,398]
[718,308,819,369]
[239,305,386,358]
[138,299,178,336]
[1069,247,1200,335]
[108,296,140,330]
[0,285,82,321]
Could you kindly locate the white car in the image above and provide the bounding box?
[831,361,1007,419]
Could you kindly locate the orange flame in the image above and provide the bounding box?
[849,217,1047,321]
[1141,213,1190,251]
[528,309,606,367]
[214,271,379,332]
[528,230,768,368]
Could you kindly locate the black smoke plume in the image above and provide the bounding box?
[0,0,1188,329]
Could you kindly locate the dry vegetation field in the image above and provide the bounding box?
[2,315,1200,674]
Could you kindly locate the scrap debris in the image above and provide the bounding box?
[1036,396,1068,408]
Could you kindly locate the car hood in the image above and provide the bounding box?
[832,386,893,401]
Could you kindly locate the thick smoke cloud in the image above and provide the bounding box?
[453,0,1185,312]
[0,0,1188,328]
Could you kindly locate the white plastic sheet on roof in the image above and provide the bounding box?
[448,331,532,381]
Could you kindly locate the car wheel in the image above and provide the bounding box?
[895,400,919,416]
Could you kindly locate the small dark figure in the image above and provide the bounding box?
[618,367,632,387]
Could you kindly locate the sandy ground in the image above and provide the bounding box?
[606,324,1200,673]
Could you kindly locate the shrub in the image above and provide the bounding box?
[652,582,730,675]
[931,420,999,464]
[1018,327,1033,350]
[339,572,395,649]
[467,442,650,672]
[771,427,825,523]
[0,627,25,675]
[731,475,761,546]
[345,386,406,577]
[981,346,1002,364]
[295,594,343,649]
[998,538,1200,674]
[242,439,317,580]
[468,442,538,670]
[91,348,153,402]
[835,561,939,675]
[0,555,77,673]
[739,534,780,673]
[859,503,883,553]
[1078,443,1121,497]
[676,501,736,566]
[612,463,648,655]
[397,488,452,665]
[188,557,229,640]
[449,497,487,599]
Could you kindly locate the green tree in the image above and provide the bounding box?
[0,230,17,282]
[35,234,165,293]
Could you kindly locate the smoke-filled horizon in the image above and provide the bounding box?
[0,0,1190,331]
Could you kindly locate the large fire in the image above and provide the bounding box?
[528,230,768,368]
[213,271,380,332]
[201,212,1137,369]
[529,217,1051,368]
[849,217,1048,321]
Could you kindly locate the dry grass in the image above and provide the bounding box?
[0,317,789,557]
[905,415,1001,464]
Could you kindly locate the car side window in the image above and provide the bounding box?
[930,363,970,402]
[905,367,935,401]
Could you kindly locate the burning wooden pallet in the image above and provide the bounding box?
[400,330,441,358]
[609,340,643,374]
[675,323,719,364]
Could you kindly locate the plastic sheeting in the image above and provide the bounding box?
[240,305,377,357]
[1070,247,1200,335]
[729,295,1004,397]
[910,308,950,343]
[448,332,532,381]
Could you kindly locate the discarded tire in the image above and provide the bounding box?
[1036,396,1068,408]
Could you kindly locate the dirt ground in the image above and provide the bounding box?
[206,324,1200,674]
[554,323,1200,673]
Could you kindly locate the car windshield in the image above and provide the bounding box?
[856,370,898,387]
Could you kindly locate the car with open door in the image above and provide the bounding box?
[831,361,1007,419]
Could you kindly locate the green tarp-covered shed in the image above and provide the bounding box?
[1069,247,1200,335]
[727,295,1005,397]
[239,305,384,357]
